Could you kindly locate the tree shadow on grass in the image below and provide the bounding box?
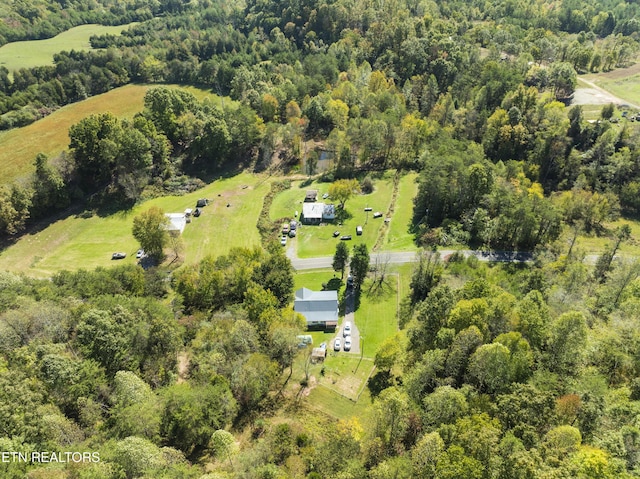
[367,370,394,399]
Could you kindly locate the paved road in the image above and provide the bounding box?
[287,248,534,271]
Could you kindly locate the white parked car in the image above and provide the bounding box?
[343,321,351,337]
[280,236,287,246]
[344,336,352,351]
[334,337,342,351]
[136,249,145,259]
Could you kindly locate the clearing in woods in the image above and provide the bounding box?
[0,23,137,73]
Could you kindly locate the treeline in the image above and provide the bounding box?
[0,245,299,478]
[0,0,181,46]
[3,0,640,132]
[351,242,640,478]
[0,86,263,238]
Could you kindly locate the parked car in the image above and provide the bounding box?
[193,208,201,217]
[290,220,297,230]
[196,198,208,207]
[340,235,352,240]
[289,229,296,238]
[373,212,383,218]
[334,337,342,351]
[356,225,363,235]
[346,274,354,288]
[364,207,373,211]
[343,321,351,337]
[333,230,340,237]
[344,336,352,351]
[280,236,287,246]
[112,252,126,260]
[282,223,290,234]
[136,249,145,259]
[322,193,329,199]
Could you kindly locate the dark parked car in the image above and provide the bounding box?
[340,235,352,240]
[193,208,201,217]
[112,252,126,260]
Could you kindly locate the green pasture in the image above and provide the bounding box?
[566,217,640,257]
[582,73,640,108]
[306,377,373,420]
[273,174,395,258]
[0,172,269,277]
[357,275,401,357]
[383,172,418,251]
[0,84,223,184]
[294,269,341,293]
[0,23,137,73]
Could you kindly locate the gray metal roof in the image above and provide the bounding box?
[294,288,339,324]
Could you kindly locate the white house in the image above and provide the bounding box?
[301,202,336,224]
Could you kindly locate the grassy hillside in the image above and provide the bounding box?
[582,62,640,108]
[0,172,269,277]
[0,83,220,183]
[0,23,137,72]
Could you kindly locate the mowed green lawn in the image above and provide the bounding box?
[0,172,269,277]
[383,172,418,251]
[0,23,137,72]
[272,174,395,258]
[0,84,223,184]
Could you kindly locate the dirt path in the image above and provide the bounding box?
[574,77,640,110]
[177,352,189,384]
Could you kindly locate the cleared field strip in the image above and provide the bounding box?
[0,84,220,184]
[0,172,269,277]
[0,23,137,72]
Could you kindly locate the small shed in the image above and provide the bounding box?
[311,347,327,362]
[305,190,318,202]
[165,213,187,235]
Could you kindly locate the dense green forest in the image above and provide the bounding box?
[3,0,640,477]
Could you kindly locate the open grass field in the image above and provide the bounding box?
[0,23,137,72]
[272,174,396,258]
[567,217,640,257]
[383,172,418,251]
[0,84,223,184]
[0,172,270,277]
[581,63,640,108]
[357,275,401,357]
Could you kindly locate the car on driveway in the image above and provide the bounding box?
[344,336,352,351]
[343,321,351,337]
[280,236,287,246]
[112,252,126,260]
[334,337,342,351]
